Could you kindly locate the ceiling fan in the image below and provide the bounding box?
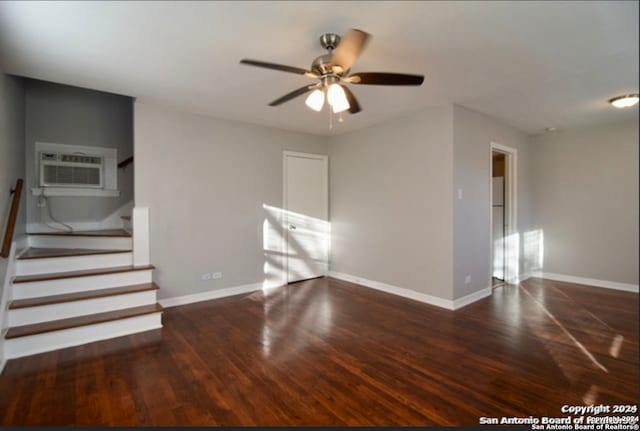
[240,29,424,114]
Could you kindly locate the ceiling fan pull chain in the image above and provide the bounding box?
[329,105,333,130]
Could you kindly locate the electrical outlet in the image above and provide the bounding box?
[457,189,463,200]
[201,273,212,281]
[465,275,471,284]
[212,272,222,279]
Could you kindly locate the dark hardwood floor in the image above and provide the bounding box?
[0,277,637,426]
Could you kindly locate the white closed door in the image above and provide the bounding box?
[283,151,328,284]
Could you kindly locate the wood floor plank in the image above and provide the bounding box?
[0,277,636,426]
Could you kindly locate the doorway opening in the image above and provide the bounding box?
[490,142,518,288]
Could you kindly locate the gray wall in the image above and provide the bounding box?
[135,99,636,304]
[134,102,328,300]
[530,120,639,285]
[452,105,532,298]
[25,79,133,228]
[0,73,25,243]
[0,70,25,363]
[328,107,455,300]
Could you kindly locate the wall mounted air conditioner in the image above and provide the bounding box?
[39,152,104,188]
[32,142,119,197]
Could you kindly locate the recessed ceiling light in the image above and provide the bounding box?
[609,94,639,108]
[545,127,557,132]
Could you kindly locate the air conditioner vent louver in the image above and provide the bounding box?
[39,150,104,189]
[60,154,102,164]
[43,165,101,187]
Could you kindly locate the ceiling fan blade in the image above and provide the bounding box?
[348,72,424,86]
[240,59,317,77]
[341,85,361,114]
[268,85,317,106]
[330,29,370,73]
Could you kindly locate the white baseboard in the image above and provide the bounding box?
[452,286,493,310]
[327,271,453,310]
[328,271,493,311]
[159,282,264,308]
[516,272,534,283]
[160,273,496,312]
[532,272,639,293]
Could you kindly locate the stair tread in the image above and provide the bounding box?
[28,229,131,238]
[18,247,132,260]
[120,216,132,221]
[5,303,163,339]
[10,283,159,309]
[13,265,155,284]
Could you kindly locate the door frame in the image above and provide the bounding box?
[489,142,518,285]
[282,151,329,284]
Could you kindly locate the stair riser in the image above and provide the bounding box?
[16,253,133,276]
[4,312,162,359]
[12,270,153,299]
[9,290,157,326]
[29,236,132,250]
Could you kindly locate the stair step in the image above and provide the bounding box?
[18,247,132,260]
[13,265,155,284]
[120,215,132,221]
[10,283,159,309]
[28,229,131,238]
[5,303,163,339]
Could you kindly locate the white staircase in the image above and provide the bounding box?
[4,229,163,359]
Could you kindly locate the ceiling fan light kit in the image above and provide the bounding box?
[609,94,639,108]
[327,83,349,113]
[305,89,325,112]
[240,29,425,118]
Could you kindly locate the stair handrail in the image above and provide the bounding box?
[118,156,133,169]
[1,178,24,258]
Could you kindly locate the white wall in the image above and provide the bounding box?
[328,107,454,300]
[530,120,639,285]
[452,105,532,298]
[25,79,133,229]
[134,102,327,300]
[0,70,25,367]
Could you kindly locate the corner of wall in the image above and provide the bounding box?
[0,237,26,374]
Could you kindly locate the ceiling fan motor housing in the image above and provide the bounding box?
[311,54,335,76]
[312,33,344,77]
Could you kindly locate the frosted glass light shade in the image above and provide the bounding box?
[327,84,350,113]
[609,94,639,108]
[305,89,325,111]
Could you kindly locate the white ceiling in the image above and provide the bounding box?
[0,1,637,136]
